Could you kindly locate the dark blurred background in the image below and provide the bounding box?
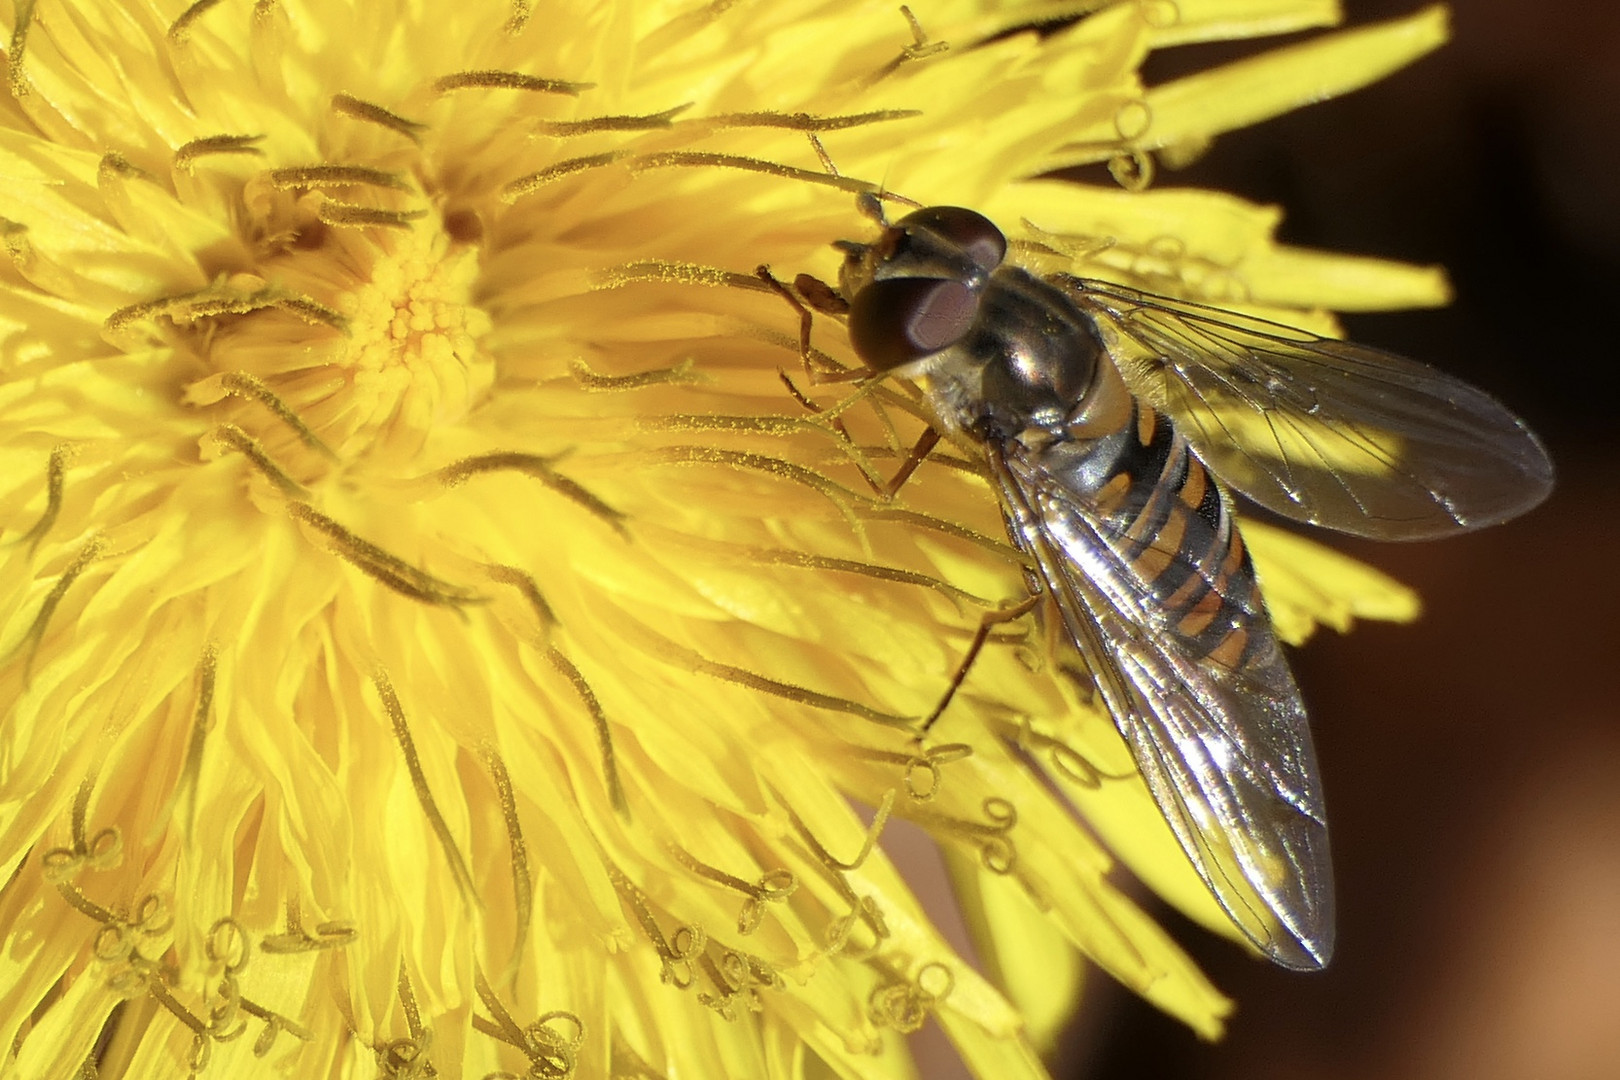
[1074,1,1620,1077]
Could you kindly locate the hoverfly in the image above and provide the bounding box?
[807,204,1553,970]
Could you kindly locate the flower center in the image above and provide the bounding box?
[184,205,495,474]
[326,228,493,461]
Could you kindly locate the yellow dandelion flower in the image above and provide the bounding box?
[0,1,1457,1076]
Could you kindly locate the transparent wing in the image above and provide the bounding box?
[1062,278,1554,540]
[990,446,1335,969]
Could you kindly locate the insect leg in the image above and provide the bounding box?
[879,426,941,498]
[756,264,861,386]
[776,369,859,449]
[919,592,1041,735]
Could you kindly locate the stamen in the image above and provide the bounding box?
[207,424,306,495]
[432,71,594,96]
[544,647,628,815]
[668,844,797,935]
[867,962,954,1032]
[501,151,631,202]
[373,670,479,904]
[6,535,104,682]
[482,563,557,637]
[331,93,427,143]
[606,864,706,989]
[438,452,628,537]
[696,948,781,1018]
[865,4,950,85]
[504,1,534,34]
[626,618,910,727]
[236,996,314,1055]
[477,747,534,972]
[533,104,691,136]
[783,788,895,873]
[594,259,772,293]
[0,218,30,267]
[202,372,337,459]
[98,151,157,190]
[663,535,985,605]
[569,357,699,391]
[627,151,876,195]
[16,444,70,554]
[267,165,413,192]
[166,645,218,835]
[167,0,227,45]
[173,134,266,173]
[287,503,482,607]
[701,109,922,132]
[907,798,1019,873]
[7,0,35,99]
[259,896,357,953]
[316,202,427,230]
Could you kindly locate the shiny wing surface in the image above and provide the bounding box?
[1063,279,1554,540]
[991,445,1335,969]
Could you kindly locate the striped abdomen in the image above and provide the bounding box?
[1071,400,1265,672]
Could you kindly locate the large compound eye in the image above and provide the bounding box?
[896,206,1007,274]
[847,276,980,370]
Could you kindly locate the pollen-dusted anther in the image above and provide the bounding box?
[477,746,536,967]
[627,150,876,196]
[504,0,534,35]
[702,108,923,132]
[316,201,428,229]
[173,133,265,173]
[6,534,104,682]
[432,70,594,96]
[374,669,481,904]
[14,444,71,554]
[188,371,337,460]
[104,284,350,344]
[206,423,306,495]
[267,164,414,192]
[532,104,692,136]
[330,92,427,142]
[167,0,228,45]
[543,646,628,814]
[569,356,700,391]
[593,259,769,293]
[439,451,628,537]
[6,0,37,99]
[500,151,630,202]
[288,503,483,607]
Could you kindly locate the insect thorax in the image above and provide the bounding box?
[917,266,1113,444]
